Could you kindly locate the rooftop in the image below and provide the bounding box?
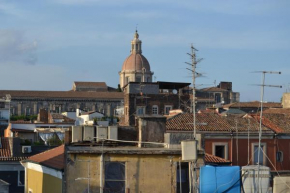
[24,145,64,171]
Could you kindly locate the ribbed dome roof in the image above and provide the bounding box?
[121,53,151,71]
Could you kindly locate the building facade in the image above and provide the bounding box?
[0,82,123,118]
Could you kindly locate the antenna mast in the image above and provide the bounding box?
[254,71,282,191]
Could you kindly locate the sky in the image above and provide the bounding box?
[0,0,289,102]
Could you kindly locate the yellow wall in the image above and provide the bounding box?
[27,168,62,193]
[66,154,181,193]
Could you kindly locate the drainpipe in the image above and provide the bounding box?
[100,154,104,193]
[274,134,277,169]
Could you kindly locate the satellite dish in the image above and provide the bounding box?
[172,89,178,94]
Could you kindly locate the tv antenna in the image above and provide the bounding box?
[253,70,282,191]
[185,44,203,193]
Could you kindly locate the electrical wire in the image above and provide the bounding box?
[261,148,290,190]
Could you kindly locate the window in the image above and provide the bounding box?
[212,143,228,159]
[152,105,158,115]
[277,151,283,162]
[164,105,173,115]
[104,162,125,193]
[25,107,30,116]
[176,163,189,193]
[136,106,145,115]
[252,143,266,165]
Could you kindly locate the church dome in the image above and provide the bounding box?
[122,53,151,71]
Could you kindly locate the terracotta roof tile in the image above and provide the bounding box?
[166,113,273,133]
[26,145,64,170]
[166,113,232,132]
[74,82,107,87]
[0,90,123,100]
[252,114,290,134]
[205,153,231,164]
[263,108,290,115]
[223,101,282,108]
[0,138,11,157]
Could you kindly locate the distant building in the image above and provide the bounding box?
[0,82,123,118]
[119,30,154,89]
[0,96,11,136]
[120,81,191,126]
[196,81,240,108]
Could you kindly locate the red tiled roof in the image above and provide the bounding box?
[0,138,11,157]
[263,108,290,115]
[223,101,282,108]
[166,113,232,132]
[166,113,273,133]
[0,90,123,99]
[205,153,231,164]
[74,82,107,87]
[26,145,64,170]
[0,138,28,161]
[252,114,290,134]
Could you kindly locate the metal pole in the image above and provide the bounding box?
[257,72,265,192]
[236,119,238,165]
[179,158,182,193]
[248,119,250,164]
[88,160,90,193]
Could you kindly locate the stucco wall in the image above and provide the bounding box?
[27,169,62,193]
[66,154,181,193]
[282,93,290,108]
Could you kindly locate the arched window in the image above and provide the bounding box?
[152,105,158,115]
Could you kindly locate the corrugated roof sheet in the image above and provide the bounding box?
[26,145,64,170]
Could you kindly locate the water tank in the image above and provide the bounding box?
[242,165,270,193]
[200,165,241,193]
[96,126,107,142]
[273,176,290,193]
[72,126,82,143]
[83,126,95,141]
[181,140,197,161]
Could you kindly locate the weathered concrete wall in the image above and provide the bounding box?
[66,154,181,193]
[138,116,166,146]
[282,93,290,108]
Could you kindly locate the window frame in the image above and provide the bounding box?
[164,105,173,115]
[104,161,126,193]
[252,142,267,165]
[212,142,228,160]
[152,105,158,115]
[136,106,145,115]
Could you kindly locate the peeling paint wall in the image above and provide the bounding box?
[66,154,181,193]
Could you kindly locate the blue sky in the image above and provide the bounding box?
[0,0,289,102]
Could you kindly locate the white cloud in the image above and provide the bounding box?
[0,29,38,65]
